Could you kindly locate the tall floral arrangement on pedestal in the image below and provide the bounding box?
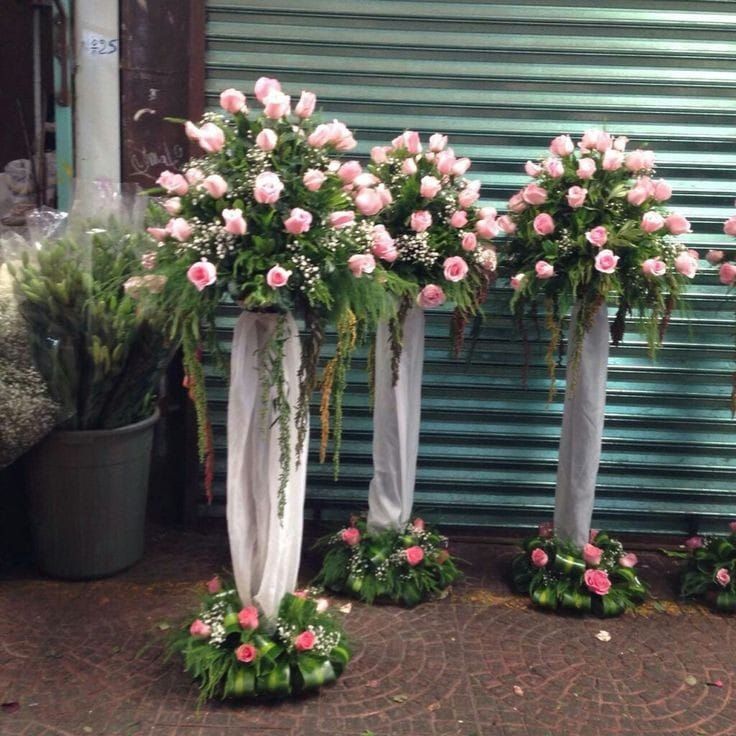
[501,129,698,385]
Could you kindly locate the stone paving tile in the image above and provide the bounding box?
[1,524,735,736]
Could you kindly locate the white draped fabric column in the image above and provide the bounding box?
[367,306,425,533]
[226,311,308,620]
[554,303,610,547]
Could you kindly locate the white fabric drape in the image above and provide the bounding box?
[367,306,425,533]
[554,303,610,547]
[226,311,307,620]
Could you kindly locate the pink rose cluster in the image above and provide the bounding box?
[714,212,736,286]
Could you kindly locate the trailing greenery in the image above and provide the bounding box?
[314,515,461,607]
[512,526,647,617]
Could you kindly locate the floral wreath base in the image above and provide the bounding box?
[314,515,462,607]
[170,580,350,702]
[512,525,647,617]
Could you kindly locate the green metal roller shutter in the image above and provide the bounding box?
[203,0,736,535]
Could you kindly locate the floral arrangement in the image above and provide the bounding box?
[146,77,409,501]
[314,515,461,607]
[512,524,647,616]
[668,523,736,613]
[169,576,351,702]
[501,130,698,386]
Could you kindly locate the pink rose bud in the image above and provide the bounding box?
[206,575,222,594]
[338,160,362,183]
[675,251,698,278]
[566,186,587,209]
[402,158,418,176]
[168,217,193,242]
[525,160,542,177]
[522,183,548,205]
[585,226,608,247]
[238,605,259,630]
[619,553,638,568]
[255,128,278,151]
[284,207,313,235]
[625,149,656,172]
[292,589,308,599]
[294,630,316,652]
[396,130,422,154]
[253,171,284,204]
[665,213,691,236]
[420,175,442,199]
[476,217,501,240]
[544,157,564,178]
[254,76,281,102]
[583,543,603,566]
[652,179,672,201]
[202,174,228,199]
[266,264,291,288]
[729,521,736,533]
[602,149,624,171]
[497,215,517,234]
[294,90,316,118]
[724,216,736,236]
[347,253,376,278]
[719,262,736,285]
[533,213,555,236]
[219,87,246,114]
[187,259,217,291]
[410,210,432,233]
[436,150,457,175]
[530,548,548,567]
[613,136,629,151]
[510,273,525,291]
[443,255,469,282]
[189,619,212,638]
[684,535,704,550]
[583,569,612,596]
[429,133,448,152]
[461,232,478,252]
[355,188,384,217]
[372,224,395,249]
[452,157,471,176]
[147,227,168,242]
[263,90,291,119]
[341,527,361,546]
[197,122,226,153]
[595,248,619,274]
[405,545,425,566]
[641,211,665,233]
[307,124,331,148]
[328,211,355,229]
[222,208,247,236]
[316,598,330,613]
[549,134,574,157]
[353,172,379,188]
[417,283,446,308]
[450,210,468,228]
[479,206,497,219]
[184,121,201,141]
[302,169,326,192]
[235,643,258,663]
[538,521,554,538]
[642,257,666,277]
[589,529,599,542]
[370,145,390,164]
[576,157,597,179]
[185,167,205,185]
[627,186,649,207]
[156,171,189,196]
[413,517,425,531]
[163,197,182,216]
[716,568,731,587]
[535,260,555,279]
[376,184,393,206]
[580,129,612,152]
[458,181,481,208]
[707,249,725,265]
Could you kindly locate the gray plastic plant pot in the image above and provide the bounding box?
[25,410,159,579]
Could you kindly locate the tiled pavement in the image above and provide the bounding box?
[1,524,735,736]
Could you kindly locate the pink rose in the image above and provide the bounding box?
[254,76,281,102]
[627,186,649,207]
[626,149,655,172]
[595,249,619,274]
[566,186,587,209]
[458,180,481,208]
[525,160,542,177]
[294,631,316,652]
[577,158,596,179]
[652,179,672,201]
[303,169,326,192]
[328,211,355,229]
[294,90,316,118]
[613,136,629,152]
[372,225,397,261]
[497,215,517,234]
[436,150,457,175]
[156,171,189,196]
[417,284,446,309]
[461,232,478,252]
[410,210,432,233]
[405,545,424,566]
[583,543,603,566]
[328,120,357,151]
[530,548,548,568]
[253,171,284,204]
[538,521,554,538]
[338,160,362,183]
[168,217,193,242]
[255,128,277,151]
[619,553,638,568]
[187,260,217,291]
[341,527,361,546]
[401,158,418,176]
[347,253,376,278]
[238,605,259,630]
[707,249,725,265]
[219,87,246,114]
[479,206,497,219]
[429,133,448,152]
[477,247,497,272]
[420,175,442,199]
[716,568,731,587]
[642,257,666,277]
[354,188,383,217]
[450,210,468,228]
[263,90,290,119]
[371,145,390,164]
[719,262,736,285]
[185,167,205,185]
[580,129,612,152]
[413,517,425,531]
[197,122,225,153]
[443,255,469,282]
[602,149,624,171]
[376,184,393,206]
[545,158,564,178]
[146,227,168,242]
[724,216,736,237]
[222,208,247,236]
[284,207,313,235]
[730,521,736,533]
[533,213,555,236]
[476,217,501,240]
[589,529,599,543]
[266,265,291,288]
[307,124,331,148]
[641,211,664,233]
[206,575,222,594]
[392,130,422,154]
[189,619,211,638]
[452,158,472,176]
[685,535,704,550]
[549,134,574,157]
[522,183,548,205]
[507,193,527,213]
[510,273,525,291]
[585,226,608,247]
[535,260,555,279]
[665,213,691,236]
[163,197,182,216]
[583,568,612,596]
[315,598,330,613]
[184,121,200,141]
[235,643,258,663]
[202,174,228,199]
[353,172,379,187]
[675,251,698,279]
